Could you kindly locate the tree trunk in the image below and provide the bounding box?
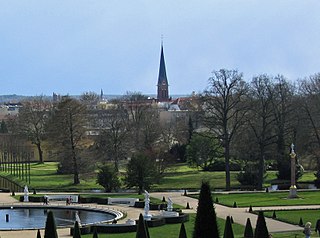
[36,143,43,163]
[225,143,231,191]
[258,146,264,190]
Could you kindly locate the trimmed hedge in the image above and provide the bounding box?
[92,224,137,233]
[78,213,189,234]
[70,226,91,235]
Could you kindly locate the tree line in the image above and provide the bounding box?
[198,69,320,190]
[1,69,320,191]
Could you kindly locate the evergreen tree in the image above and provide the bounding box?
[193,181,219,238]
[254,211,269,238]
[44,211,58,238]
[223,216,234,238]
[37,229,42,238]
[179,223,187,238]
[244,218,254,238]
[136,213,149,238]
[92,227,99,238]
[73,221,81,238]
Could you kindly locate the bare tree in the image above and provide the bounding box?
[16,96,52,163]
[48,97,87,185]
[269,76,296,179]
[202,69,248,190]
[299,73,320,170]
[247,75,276,189]
[95,103,130,172]
[123,92,159,151]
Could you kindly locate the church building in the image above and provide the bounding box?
[157,44,169,102]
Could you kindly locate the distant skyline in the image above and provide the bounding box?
[1,1,320,96]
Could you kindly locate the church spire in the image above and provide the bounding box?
[157,42,169,101]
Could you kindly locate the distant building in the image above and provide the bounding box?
[157,43,169,102]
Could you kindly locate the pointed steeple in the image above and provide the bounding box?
[157,43,169,101]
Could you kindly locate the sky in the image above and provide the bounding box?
[0,1,320,96]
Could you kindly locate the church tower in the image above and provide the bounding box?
[157,43,169,101]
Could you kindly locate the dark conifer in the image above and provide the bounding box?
[233,201,237,208]
[184,190,188,196]
[244,218,254,238]
[223,216,234,238]
[136,213,149,238]
[254,211,269,238]
[162,196,166,202]
[193,181,219,238]
[37,229,41,238]
[186,202,190,209]
[299,217,304,227]
[73,221,81,238]
[92,227,99,238]
[215,197,219,203]
[179,222,187,238]
[272,210,276,219]
[249,205,253,212]
[44,211,58,238]
[230,216,234,223]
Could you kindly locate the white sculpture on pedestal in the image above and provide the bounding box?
[143,190,152,220]
[167,197,173,212]
[23,185,29,202]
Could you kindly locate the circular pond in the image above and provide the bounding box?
[0,206,119,230]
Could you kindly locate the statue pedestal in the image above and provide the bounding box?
[143,213,152,221]
[160,211,179,217]
[288,185,298,199]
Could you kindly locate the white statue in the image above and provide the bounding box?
[143,190,152,220]
[144,190,150,214]
[167,197,173,212]
[75,211,81,227]
[23,185,29,202]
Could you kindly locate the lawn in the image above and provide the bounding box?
[80,213,307,238]
[0,162,317,193]
[208,190,320,207]
[264,209,320,227]
[82,213,246,238]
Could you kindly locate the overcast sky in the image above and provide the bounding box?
[0,1,320,96]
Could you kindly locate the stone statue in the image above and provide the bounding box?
[167,197,173,212]
[143,190,152,220]
[75,211,81,227]
[23,185,29,202]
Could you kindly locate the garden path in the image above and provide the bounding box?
[150,191,307,233]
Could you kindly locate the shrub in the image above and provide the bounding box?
[237,167,259,186]
[178,223,187,238]
[223,216,234,238]
[193,181,219,238]
[254,211,269,238]
[244,218,253,238]
[44,211,58,238]
[96,164,121,192]
[136,213,149,238]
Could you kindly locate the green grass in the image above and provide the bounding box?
[0,162,317,193]
[82,213,246,238]
[264,209,320,226]
[203,190,320,207]
[80,212,309,238]
[0,162,104,191]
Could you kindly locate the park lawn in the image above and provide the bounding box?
[82,213,246,238]
[264,209,320,227]
[0,162,317,192]
[0,162,104,191]
[210,190,320,207]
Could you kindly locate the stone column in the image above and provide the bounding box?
[288,144,298,198]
